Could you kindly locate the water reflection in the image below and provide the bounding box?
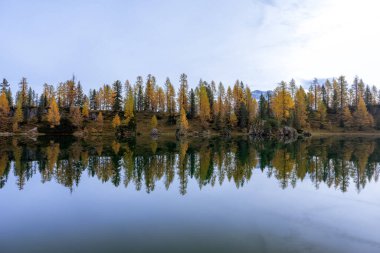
[0,136,379,193]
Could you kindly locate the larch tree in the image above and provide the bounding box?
[178,73,188,112]
[47,97,61,128]
[324,79,332,109]
[289,79,296,99]
[82,100,90,118]
[70,106,83,128]
[216,82,225,128]
[135,76,144,112]
[156,87,165,112]
[178,107,189,133]
[0,91,10,116]
[271,81,294,123]
[0,91,10,131]
[337,76,348,110]
[229,112,238,128]
[332,79,340,112]
[246,87,257,126]
[342,106,353,128]
[315,100,327,128]
[13,98,23,131]
[352,76,360,107]
[18,77,28,107]
[199,85,210,127]
[294,87,308,129]
[353,96,373,130]
[225,87,233,122]
[124,87,134,125]
[144,75,155,111]
[165,78,176,116]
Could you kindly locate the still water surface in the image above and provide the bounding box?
[0,136,380,253]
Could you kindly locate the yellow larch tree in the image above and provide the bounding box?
[0,91,10,115]
[47,97,60,128]
[271,81,294,123]
[124,88,134,125]
[82,100,89,118]
[199,85,210,127]
[294,87,308,129]
[353,96,374,130]
[13,98,23,131]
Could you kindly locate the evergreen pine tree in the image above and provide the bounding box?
[112,80,123,111]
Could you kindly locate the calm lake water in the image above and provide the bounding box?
[0,136,380,253]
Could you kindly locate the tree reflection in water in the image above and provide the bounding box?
[0,136,379,194]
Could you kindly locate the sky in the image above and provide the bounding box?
[1,0,380,93]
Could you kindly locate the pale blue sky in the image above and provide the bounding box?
[1,0,379,93]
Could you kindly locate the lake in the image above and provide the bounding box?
[0,136,380,253]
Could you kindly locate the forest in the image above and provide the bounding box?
[0,74,379,136]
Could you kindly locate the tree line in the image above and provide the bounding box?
[0,74,379,133]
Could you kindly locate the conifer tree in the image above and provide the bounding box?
[112,80,123,111]
[324,79,332,109]
[165,78,176,116]
[189,89,196,119]
[47,98,61,128]
[271,81,294,123]
[199,85,210,126]
[246,87,257,126]
[13,98,23,131]
[0,91,10,116]
[237,102,248,128]
[178,73,188,112]
[315,100,327,128]
[157,87,165,112]
[258,94,268,119]
[353,96,373,130]
[70,106,83,128]
[229,112,238,127]
[332,79,339,112]
[178,107,189,133]
[1,78,9,93]
[352,76,360,107]
[18,77,28,107]
[90,89,98,110]
[215,82,226,129]
[124,88,134,125]
[294,87,308,129]
[225,87,233,122]
[144,75,156,111]
[76,81,84,106]
[82,100,89,118]
[289,79,296,99]
[338,76,348,110]
[342,106,353,128]
[135,76,144,111]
